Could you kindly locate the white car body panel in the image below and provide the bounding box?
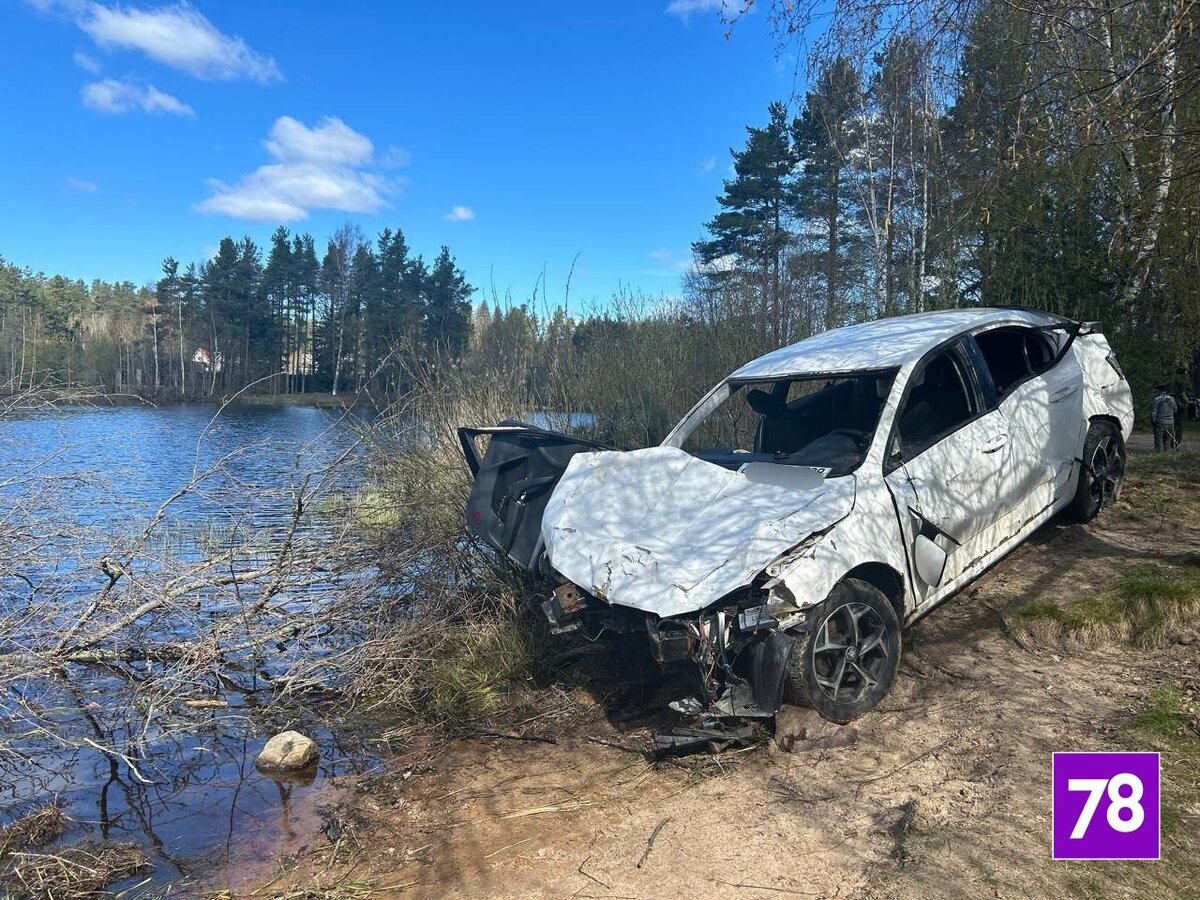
[541,446,854,617]
[1075,333,1135,438]
[534,308,1134,624]
[726,308,1027,378]
[764,475,910,613]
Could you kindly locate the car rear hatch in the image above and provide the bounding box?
[458,421,612,575]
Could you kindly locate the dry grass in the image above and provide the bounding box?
[1012,452,1200,650]
[425,619,534,722]
[1012,560,1200,649]
[0,841,149,899]
[1112,449,1200,530]
[0,804,68,858]
[314,361,560,728]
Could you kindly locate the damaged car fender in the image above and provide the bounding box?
[1074,329,1135,438]
[761,477,911,625]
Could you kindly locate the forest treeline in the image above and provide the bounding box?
[0,224,473,397]
[689,0,1200,393]
[1,0,1197,428]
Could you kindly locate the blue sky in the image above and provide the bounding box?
[1,1,803,310]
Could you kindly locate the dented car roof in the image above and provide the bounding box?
[730,308,1061,379]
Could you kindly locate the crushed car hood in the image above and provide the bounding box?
[541,446,855,618]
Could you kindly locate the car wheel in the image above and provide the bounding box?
[1065,420,1125,523]
[785,578,902,724]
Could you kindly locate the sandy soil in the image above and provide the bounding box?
[214,456,1200,900]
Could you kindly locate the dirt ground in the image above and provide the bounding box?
[214,453,1200,900]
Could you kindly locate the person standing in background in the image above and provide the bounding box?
[1151,385,1177,451]
[1174,385,1186,445]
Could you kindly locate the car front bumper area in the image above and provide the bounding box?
[542,579,808,719]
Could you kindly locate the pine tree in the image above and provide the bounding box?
[694,101,797,344]
[262,227,293,392]
[349,243,378,391]
[229,238,261,389]
[793,58,862,328]
[291,233,319,392]
[157,257,185,394]
[425,247,474,361]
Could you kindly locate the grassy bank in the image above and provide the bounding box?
[316,368,588,730]
[1012,560,1200,649]
[1012,451,1200,650]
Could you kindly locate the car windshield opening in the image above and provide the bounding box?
[680,370,897,476]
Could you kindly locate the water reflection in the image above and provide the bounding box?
[0,402,377,892]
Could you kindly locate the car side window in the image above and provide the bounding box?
[895,347,978,459]
[974,326,1056,397]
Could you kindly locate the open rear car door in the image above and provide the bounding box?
[458,422,612,575]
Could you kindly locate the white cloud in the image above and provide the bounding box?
[664,0,751,23]
[81,77,194,116]
[699,155,716,174]
[197,115,395,222]
[380,145,411,169]
[63,176,98,193]
[73,49,101,73]
[445,205,475,222]
[264,115,372,165]
[648,247,695,276]
[697,252,737,274]
[34,1,281,83]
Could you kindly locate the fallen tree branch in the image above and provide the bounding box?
[469,729,557,745]
[586,735,647,756]
[713,880,817,896]
[853,735,957,799]
[635,816,670,869]
[982,600,1034,652]
[81,738,155,785]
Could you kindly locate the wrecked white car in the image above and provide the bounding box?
[460,309,1133,723]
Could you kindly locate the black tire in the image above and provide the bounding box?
[1064,420,1125,523]
[785,578,902,724]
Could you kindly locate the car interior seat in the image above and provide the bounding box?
[899,354,970,451]
[749,388,808,453]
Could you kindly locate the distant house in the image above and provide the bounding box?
[193,348,224,373]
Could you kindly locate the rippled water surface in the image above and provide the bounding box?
[2,402,370,521]
[0,402,379,893]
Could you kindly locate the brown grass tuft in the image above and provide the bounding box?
[1012,560,1200,650]
[1,840,149,899]
[0,804,69,858]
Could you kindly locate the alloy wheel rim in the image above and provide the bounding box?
[1089,436,1123,507]
[811,601,890,705]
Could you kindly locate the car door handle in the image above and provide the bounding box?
[1050,384,1079,403]
[981,434,1008,454]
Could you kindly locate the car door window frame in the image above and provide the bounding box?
[970,322,1081,403]
[884,338,989,473]
[963,335,1000,410]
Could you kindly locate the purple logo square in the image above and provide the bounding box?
[1052,752,1160,860]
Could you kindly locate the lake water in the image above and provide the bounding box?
[0,403,379,894]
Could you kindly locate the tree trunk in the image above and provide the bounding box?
[827,164,840,329]
[209,312,219,397]
[332,289,347,396]
[150,308,160,394]
[1117,7,1179,309]
[178,296,186,398]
